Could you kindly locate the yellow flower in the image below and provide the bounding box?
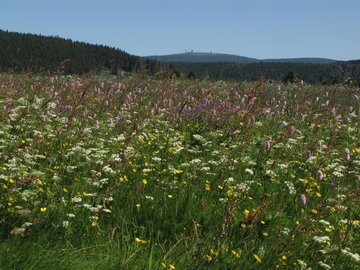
[263,232,269,237]
[135,237,148,244]
[205,183,210,191]
[40,207,47,212]
[167,194,173,199]
[232,250,241,258]
[254,254,262,263]
[169,264,175,270]
[142,179,147,185]
[316,192,321,197]
[91,220,97,227]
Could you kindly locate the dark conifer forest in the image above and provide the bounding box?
[0,29,168,75]
[1,29,359,85]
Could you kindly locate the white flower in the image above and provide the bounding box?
[245,168,254,175]
[72,196,82,203]
[189,159,202,164]
[341,248,360,262]
[63,221,70,228]
[318,261,332,269]
[318,220,331,226]
[313,236,330,245]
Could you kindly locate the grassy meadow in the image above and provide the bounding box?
[1,72,360,269]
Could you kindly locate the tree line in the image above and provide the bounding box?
[0,29,168,75]
[1,29,359,85]
[169,60,360,85]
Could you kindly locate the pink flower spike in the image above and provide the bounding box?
[317,170,324,181]
[288,125,295,136]
[300,194,306,206]
[265,140,271,152]
[344,148,350,161]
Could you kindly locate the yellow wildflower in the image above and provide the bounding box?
[232,250,241,258]
[254,254,262,263]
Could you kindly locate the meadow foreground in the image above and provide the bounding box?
[1,72,360,269]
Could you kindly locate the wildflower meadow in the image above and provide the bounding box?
[1,72,360,269]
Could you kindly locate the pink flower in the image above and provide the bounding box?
[300,194,306,206]
[344,148,350,161]
[288,125,295,136]
[265,140,271,152]
[317,170,324,181]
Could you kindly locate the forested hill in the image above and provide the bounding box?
[170,60,360,85]
[0,29,168,75]
[145,52,337,64]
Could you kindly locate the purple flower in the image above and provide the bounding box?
[265,140,271,152]
[300,194,306,206]
[331,181,336,187]
[317,170,324,181]
[344,148,350,161]
[288,125,295,136]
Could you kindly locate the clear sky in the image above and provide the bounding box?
[1,0,360,61]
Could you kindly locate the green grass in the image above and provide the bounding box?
[1,72,360,269]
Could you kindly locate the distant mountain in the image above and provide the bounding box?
[145,52,259,64]
[145,52,338,65]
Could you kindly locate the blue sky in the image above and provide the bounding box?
[1,0,360,61]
